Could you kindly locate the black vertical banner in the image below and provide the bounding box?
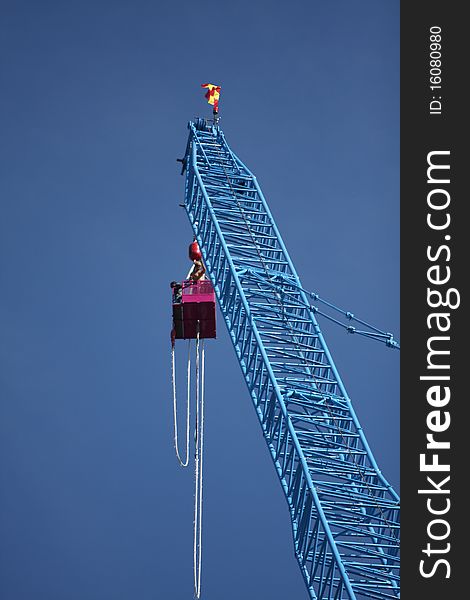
[401,3,465,599]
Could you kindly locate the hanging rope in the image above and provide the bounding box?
[171,339,191,467]
[193,331,205,599]
[171,323,207,597]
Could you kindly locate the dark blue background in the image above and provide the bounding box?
[0,2,399,598]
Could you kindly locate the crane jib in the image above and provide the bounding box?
[178,118,400,600]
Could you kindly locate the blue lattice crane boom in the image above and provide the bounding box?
[176,117,400,599]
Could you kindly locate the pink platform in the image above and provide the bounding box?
[172,279,216,340]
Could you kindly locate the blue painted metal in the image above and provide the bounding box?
[179,118,400,599]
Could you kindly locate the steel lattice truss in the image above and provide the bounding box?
[180,119,400,600]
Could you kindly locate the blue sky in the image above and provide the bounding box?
[0,2,399,598]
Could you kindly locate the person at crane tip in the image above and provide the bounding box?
[189,258,206,281]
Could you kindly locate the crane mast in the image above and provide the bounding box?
[179,118,400,599]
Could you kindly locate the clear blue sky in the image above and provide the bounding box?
[0,2,399,599]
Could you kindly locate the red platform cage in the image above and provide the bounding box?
[172,280,216,340]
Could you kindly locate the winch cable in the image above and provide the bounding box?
[193,330,205,599]
[171,338,191,467]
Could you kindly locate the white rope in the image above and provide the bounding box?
[171,326,206,596]
[193,332,205,598]
[198,338,205,596]
[171,340,191,467]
